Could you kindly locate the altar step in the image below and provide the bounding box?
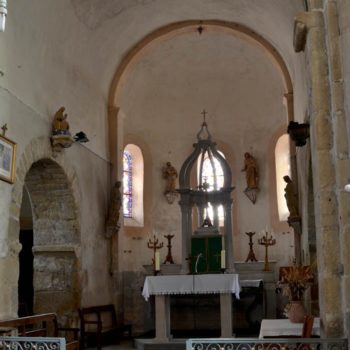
[135,338,186,350]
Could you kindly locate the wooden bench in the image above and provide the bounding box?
[79,304,132,350]
[0,313,79,350]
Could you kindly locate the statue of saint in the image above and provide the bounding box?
[283,175,299,218]
[162,162,178,194]
[241,152,258,189]
[52,107,70,136]
[106,181,122,227]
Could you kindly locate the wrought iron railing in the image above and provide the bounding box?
[186,338,348,350]
[0,337,66,350]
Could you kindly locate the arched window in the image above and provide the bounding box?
[123,144,144,226]
[123,150,133,218]
[198,151,225,226]
[275,134,291,221]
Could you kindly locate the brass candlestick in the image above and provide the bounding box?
[245,232,258,262]
[258,231,276,271]
[163,234,175,264]
[147,235,164,274]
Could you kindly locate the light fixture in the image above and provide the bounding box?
[74,131,89,143]
[345,183,350,192]
[0,0,7,32]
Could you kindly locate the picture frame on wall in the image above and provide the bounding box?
[0,135,16,183]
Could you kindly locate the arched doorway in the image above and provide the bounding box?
[18,158,80,324]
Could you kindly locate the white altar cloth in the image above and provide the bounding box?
[142,274,240,301]
[259,318,320,338]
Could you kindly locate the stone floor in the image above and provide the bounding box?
[88,340,135,350]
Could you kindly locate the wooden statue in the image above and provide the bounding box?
[52,107,70,135]
[241,152,258,189]
[283,175,299,218]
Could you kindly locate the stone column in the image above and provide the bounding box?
[324,0,350,338]
[294,6,343,336]
[220,293,233,337]
[154,295,171,342]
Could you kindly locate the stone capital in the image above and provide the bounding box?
[294,11,324,52]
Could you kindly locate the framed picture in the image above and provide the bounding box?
[0,135,16,183]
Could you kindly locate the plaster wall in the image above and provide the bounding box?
[0,1,304,161]
[0,87,112,317]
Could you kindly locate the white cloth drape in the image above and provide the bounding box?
[142,274,241,301]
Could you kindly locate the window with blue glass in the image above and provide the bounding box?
[123,150,133,218]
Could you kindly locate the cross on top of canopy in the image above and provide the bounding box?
[179,111,233,191]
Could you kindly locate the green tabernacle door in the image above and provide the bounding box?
[191,235,222,273]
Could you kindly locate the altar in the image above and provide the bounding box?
[142,274,240,341]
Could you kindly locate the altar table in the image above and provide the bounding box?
[259,318,320,338]
[142,274,241,341]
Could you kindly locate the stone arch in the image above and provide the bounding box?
[8,136,81,323]
[107,20,295,183]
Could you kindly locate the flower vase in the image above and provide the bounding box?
[287,301,306,323]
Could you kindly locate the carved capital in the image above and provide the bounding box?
[293,11,324,52]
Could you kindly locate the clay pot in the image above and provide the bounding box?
[287,301,306,323]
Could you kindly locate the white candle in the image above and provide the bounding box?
[221,250,226,269]
[155,251,160,271]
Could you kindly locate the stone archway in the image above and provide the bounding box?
[8,136,81,324]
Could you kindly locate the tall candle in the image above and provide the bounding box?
[221,250,226,269]
[155,251,160,271]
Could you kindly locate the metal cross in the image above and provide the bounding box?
[1,123,7,136]
[201,110,207,123]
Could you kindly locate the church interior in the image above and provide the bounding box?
[0,0,350,346]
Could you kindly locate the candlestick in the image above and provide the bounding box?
[147,234,164,275]
[258,230,276,271]
[245,231,258,262]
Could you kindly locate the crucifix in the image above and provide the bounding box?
[163,234,175,264]
[201,109,208,123]
[1,123,8,136]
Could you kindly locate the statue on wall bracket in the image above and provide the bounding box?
[283,175,301,228]
[50,107,74,152]
[162,161,179,204]
[242,152,259,204]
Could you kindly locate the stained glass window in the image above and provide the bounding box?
[123,150,133,218]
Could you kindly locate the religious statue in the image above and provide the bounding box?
[162,162,178,193]
[241,152,259,189]
[162,162,178,204]
[51,107,74,151]
[52,107,70,136]
[106,181,122,233]
[283,175,299,218]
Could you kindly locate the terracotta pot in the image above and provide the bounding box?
[287,301,306,323]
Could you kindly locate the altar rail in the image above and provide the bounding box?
[0,336,66,350]
[186,338,348,350]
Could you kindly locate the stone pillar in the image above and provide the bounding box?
[220,293,233,337]
[294,7,343,336]
[154,295,171,342]
[324,0,350,338]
